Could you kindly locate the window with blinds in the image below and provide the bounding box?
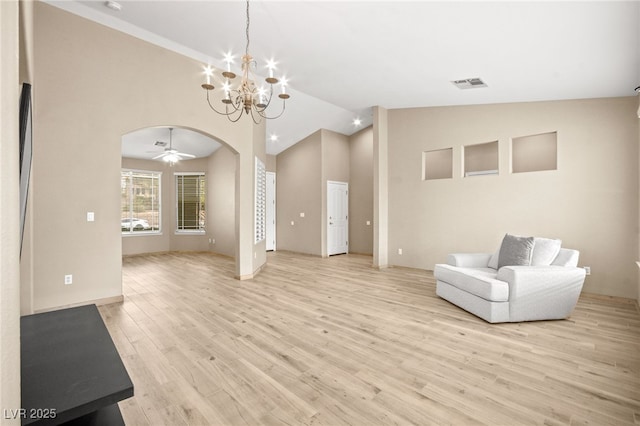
[121,169,161,234]
[176,173,206,233]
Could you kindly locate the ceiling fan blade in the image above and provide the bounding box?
[151,153,167,160]
[177,153,196,159]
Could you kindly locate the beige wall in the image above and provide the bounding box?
[266,154,276,173]
[321,130,350,257]
[24,3,265,312]
[276,131,322,255]
[373,106,389,268]
[1,1,21,421]
[349,127,374,255]
[276,129,352,257]
[207,147,236,257]
[385,97,639,299]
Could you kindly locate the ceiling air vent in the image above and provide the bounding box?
[452,78,488,89]
[154,140,167,147]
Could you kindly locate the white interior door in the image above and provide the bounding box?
[266,172,276,251]
[327,181,348,256]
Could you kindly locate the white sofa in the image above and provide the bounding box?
[434,235,586,323]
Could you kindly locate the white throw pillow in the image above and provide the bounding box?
[488,249,500,270]
[531,237,562,266]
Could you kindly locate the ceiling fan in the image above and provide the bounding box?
[152,127,195,164]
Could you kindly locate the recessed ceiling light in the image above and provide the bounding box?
[353,118,362,127]
[269,134,278,142]
[105,1,122,12]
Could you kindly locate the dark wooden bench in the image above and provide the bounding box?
[21,304,134,425]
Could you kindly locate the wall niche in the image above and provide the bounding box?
[512,131,557,173]
[464,141,498,177]
[422,148,453,181]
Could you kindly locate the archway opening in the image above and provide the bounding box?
[120,125,238,270]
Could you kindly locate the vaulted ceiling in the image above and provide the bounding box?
[47,1,640,156]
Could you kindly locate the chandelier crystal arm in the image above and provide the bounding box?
[256,99,286,121]
[205,89,239,117]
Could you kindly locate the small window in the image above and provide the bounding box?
[121,169,161,234]
[464,141,498,177]
[422,148,453,180]
[176,173,206,233]
[512,132,557,173]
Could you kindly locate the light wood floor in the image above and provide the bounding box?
[101,251,640,425]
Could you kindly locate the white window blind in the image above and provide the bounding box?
[255,157,266,243]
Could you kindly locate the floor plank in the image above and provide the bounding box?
[103,251,640,425]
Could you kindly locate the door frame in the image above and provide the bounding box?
[327,180,349,256]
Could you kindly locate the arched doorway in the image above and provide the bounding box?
[120,126,237,268]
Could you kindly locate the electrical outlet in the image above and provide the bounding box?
[584,266,591,275]
[366,220,371,226]
[64,274,73,285]
[398,248,403,255]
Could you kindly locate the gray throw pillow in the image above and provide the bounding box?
[498,234,534,269]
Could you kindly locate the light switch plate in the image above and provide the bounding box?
[87,212,95,222]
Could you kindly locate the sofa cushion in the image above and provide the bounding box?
[434,264,509,302]
[531,237,562,266]
[498,234,534,269]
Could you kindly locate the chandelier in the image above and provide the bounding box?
[201,0,290,124]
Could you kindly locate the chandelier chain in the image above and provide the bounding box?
[245,0,250,56]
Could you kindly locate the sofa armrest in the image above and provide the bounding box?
[497,266,586,321]
[446,253,492,268]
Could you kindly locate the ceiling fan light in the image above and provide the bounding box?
[164,153,180,164]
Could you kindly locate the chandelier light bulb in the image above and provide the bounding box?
[203,66,214,86]
[266,59,277,78]
[223,52,234,72]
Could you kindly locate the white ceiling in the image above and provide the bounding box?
[47,0,640,157]
[121,127,221,160]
